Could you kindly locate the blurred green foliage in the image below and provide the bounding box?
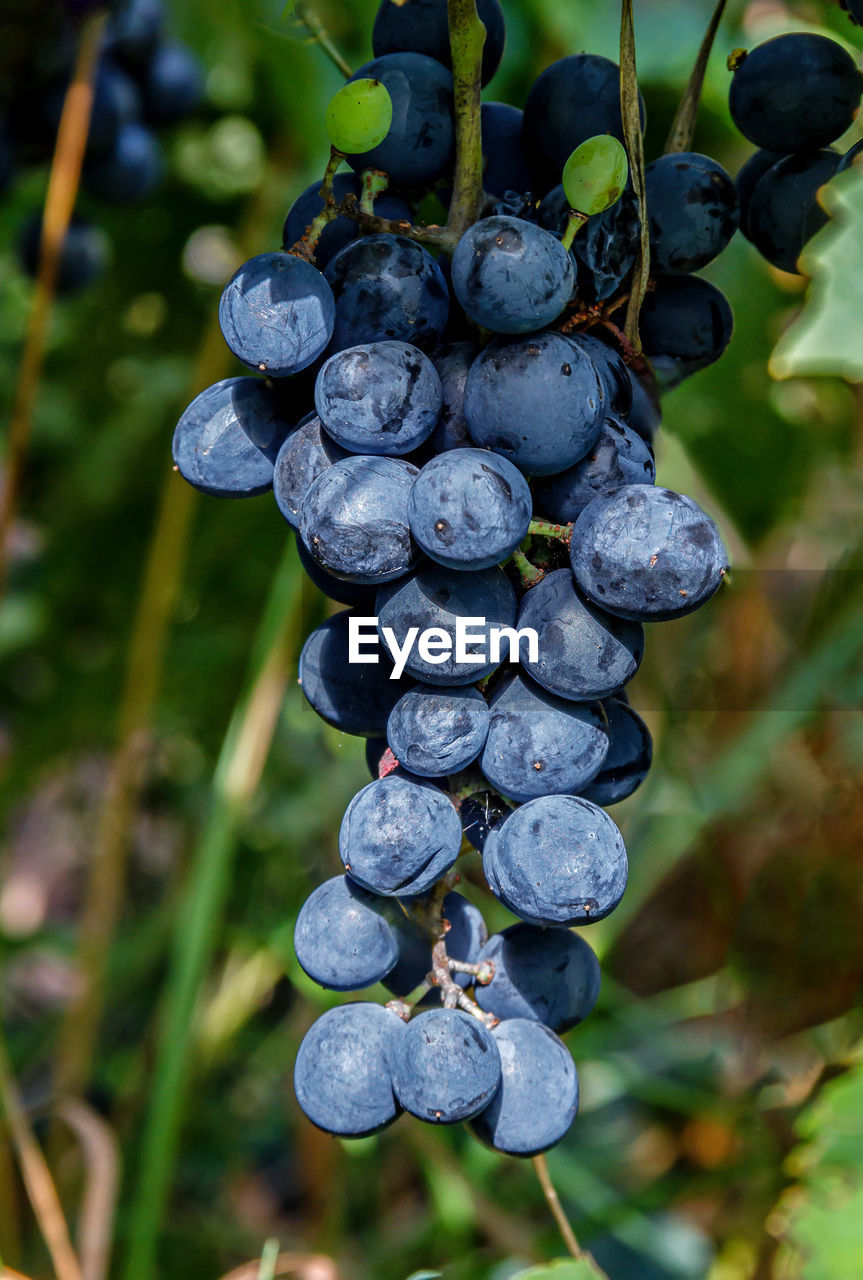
[1,3,863,1280]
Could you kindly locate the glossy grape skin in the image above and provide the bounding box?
[535,417,655,524]
[639,275,733,386]
[430,343,477,451]
[294,1003,405,1137]
[570,485,728,623]
[581,697,653,807]
[172,377,293,498]
[539,183,641,303]
[372,0,505,87]
[219,253,335,377]
[729,34,862,153]
[464,332,604,476]
[645,152,739,273]
[383,891,487,996]
[469,1019,578,1156]
[736,149,785,239]
[299,455,419,584]
[376,563,517,686]
[339,774,462,897]
[282,174,412,269]
[293,876,399,991]
[568,335,633,419]
[141,40,204,124]
[408,448,532,571]
[746,150,842,273]
[18,214,109,293]
[83,121,162,203]
[390,1008,502,1124]
[386,684,489,778]
[315,341,442,456]
[451,216,574,335]
[273,414,346,530]
[343,53,454,188]
[298,610,413,737]
[524,54,646,184]
[324,234,449,352]
[515,569,644,702]
[480,102,536,197]
[475,924,601,1032]
[479,672,609,803]
[483,794,628,927]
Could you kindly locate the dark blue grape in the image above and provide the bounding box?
[515,569,644,702]
[172,377,292,498]
[281,173,412,268]
[383,891,488,996]
[298,610,413,737]
[408,448,532,571]
[570,485,728,622]
[386,684,489,777]
[293,875,399,991]
[729,34,862,153]
[569,335,633,419]
[464,331,603,476]
[372,0,505,87]
[430,343,477,451]
[581,696,652,807]
[625,368,661,443]
[47,60,139,158]
[340,774,461,897]
[469,1019,578,1156]
[535,417,655,523]
[483,794,628,926]
[639,275,733,386]
[735,149,785,239]
[390,1008,501,1124]
[451,216,574,334]
[460,791,511,853]
[18,213,109,293]
[273,414,346,530]
[299,455,419,584]
[324,234,449,352]
[475,923,601,1032]
[295,536,377,609]
[83,121,163,203]
[294,1003,404,1136]
[480,102,535,197]
[645,152,739,274]
[838,138,863,172]
[141,40,204,124]
[523,55,646,184]
[219,253,335,377]
[745,150,842,274]
[376,562,517,686]
[344,53,454,188]
[365,737,389,778]
[315,341,441,456]
[106,0,164,67]
[480,672,608,803]
[539,184,641,303]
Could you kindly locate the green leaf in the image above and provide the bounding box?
[770,165,863,383]
[512,1258,609,1280]
[404,1272,443,1280]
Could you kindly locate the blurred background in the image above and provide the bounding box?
[1,1,863,1278]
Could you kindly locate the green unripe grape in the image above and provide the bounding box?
[562,136,629,216]
[326,79,393,154]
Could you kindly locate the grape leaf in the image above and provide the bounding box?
[513,1258,610,1280]
[770,165,863,382]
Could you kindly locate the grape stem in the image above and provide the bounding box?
[509,548,548,588]
[532,1154,604,1270]
[446,0,487,238]
[291,3,353,79]
[291,147,344,259]
[560,209,589,252]
[360,168,389,215]
[528,518,573,544]
[665,0,729,154]
[619,0,650,351]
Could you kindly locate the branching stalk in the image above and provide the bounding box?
[510,549,547,588]
[665,0,729,154]
[446,0,487,237]
[360,168,389,215]
[528,518,573,543]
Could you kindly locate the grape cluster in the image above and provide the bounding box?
[1,0,203,292]
[730,32,863,274]
[171,0,734,1156]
